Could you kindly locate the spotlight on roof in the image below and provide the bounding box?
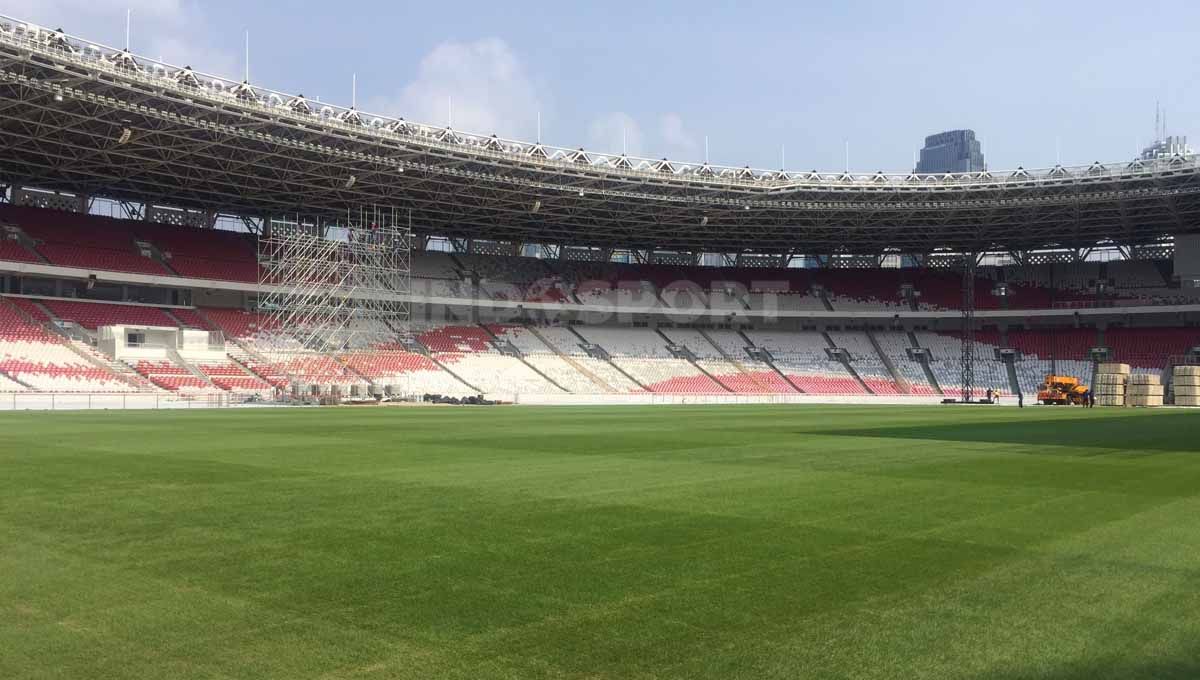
[53,92,63,102]
[700,216,709,226]
[577,190,585,197]
[743,205,751,211]
[531,200,542,214]
[116,128,132,145]
[396,163,404,173]
[344,175,357,189]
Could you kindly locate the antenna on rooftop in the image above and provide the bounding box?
[244,30,250,82]
[351,73,357,109]
[125,8,131,51]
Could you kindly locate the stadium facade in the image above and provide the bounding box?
[0,17,1198,408]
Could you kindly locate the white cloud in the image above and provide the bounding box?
[369,38,545,140]
[658,113,700,161]
[587,112,643,157]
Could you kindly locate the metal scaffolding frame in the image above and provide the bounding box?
[959,254,977,402]
[257,206,411,384]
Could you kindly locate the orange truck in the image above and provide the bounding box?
[1037,375,1090,405]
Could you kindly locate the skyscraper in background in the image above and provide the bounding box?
[916,130,986,173]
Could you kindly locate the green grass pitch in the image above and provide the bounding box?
[2,405,1199,679]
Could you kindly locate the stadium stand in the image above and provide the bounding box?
[1,203,1198,401]
[0,297,136,392]
[745,330,866,394]
[573,326,724,393]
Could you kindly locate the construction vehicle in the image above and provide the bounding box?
[1037,374,1090,405]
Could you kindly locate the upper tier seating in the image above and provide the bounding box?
[0,205,172,276]
[134,222,258,282]
[2,204,1193,311]
[0,238,40,264]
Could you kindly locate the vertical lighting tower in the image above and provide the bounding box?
[960,253,977,403]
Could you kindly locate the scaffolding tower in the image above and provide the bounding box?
[257,207,411,391]
[960,253,977,403]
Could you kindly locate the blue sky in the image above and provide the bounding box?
[13,0,1200,171]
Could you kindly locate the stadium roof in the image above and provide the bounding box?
[1,18,1200,255]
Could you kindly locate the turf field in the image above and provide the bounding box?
[1,405,1198,679]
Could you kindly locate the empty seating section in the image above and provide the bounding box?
[872,332,940,395]
[456,255,568,303]
[746,330,865,394]
[1005,329,1097,362]
[199,308,274,340]
[0,297,134,392]
[533,326,642,392]
[913,331,1003,396]
[339,351,472,396]
[442,353,561,394]
[264,354,356,384]
[193,362,271,392]
[131,360,210,392]
[44,301,178,330]
[170,308,214,330]
[0,372,26,391]
[827,330,901,393]
[6,297,51,323]
[417,325,494,353]
[414,324,559,394]
[573,326,722,393]
[820,271,907,311]
[0,238,39,263]
[659,328,761,393]
[767,292,828,311]
[135,222,258,282]
[488,325,599,393]
[701,329,797,393]
[1107,327,1200,374]
[0,205,171,275]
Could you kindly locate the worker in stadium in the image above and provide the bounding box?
[1088,389,1096,408]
